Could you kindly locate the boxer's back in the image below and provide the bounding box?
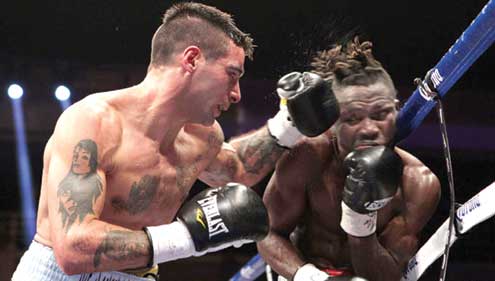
[35,90,224,247]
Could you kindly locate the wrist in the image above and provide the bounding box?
[267,107,303,148]
[293,263,329,281]
[145,221,197,264]
[340,202,377,237]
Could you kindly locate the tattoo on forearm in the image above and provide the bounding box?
[237,129,285,174]
[57,139,103,232]
[93,230,150,268]
[112,175,159,215]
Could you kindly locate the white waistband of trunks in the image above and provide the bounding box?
[11,240,157,281]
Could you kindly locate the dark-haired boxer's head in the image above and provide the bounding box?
[150,2,254,68]
[311,37,399,157]
[148,2,250,126]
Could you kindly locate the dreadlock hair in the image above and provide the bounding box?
[311,37,396,95]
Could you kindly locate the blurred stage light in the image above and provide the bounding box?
[8,83,24,99]
[10,96,36,246]
[55,85,71,101]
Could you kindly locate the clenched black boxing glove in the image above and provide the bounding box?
[177,182,269,251]
[268,72,339,147]
[340,146,403,237]
[145,183,268,264]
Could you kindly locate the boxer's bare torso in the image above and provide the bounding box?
[259,131,440,277]
[21,36,293,274]
[35,90,226,247]
[291,135,399,269]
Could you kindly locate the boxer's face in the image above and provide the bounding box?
[194,41,245,125]
[71,146,92,175]
[334,81,398,156]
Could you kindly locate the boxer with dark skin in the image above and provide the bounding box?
[257,38,441,281]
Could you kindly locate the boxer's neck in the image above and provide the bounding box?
[112,70,192,146]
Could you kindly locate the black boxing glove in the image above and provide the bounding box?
[145,183,268,264]
[268,72,339,147]
[340,146,403,237]
[177,182,269,251]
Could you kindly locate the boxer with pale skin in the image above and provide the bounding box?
[12,3,340,281]
[257,38,441,281]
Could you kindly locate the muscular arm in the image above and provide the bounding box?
[200,126,287,187]
[47,106,151,274]
[257,143,317,278]
[347,150,440,281]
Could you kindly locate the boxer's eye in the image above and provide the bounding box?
[371,109,392,121]
[228,72,239,83]
[342,115,361,125]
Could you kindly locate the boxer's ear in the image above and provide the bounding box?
[182,46,201,73]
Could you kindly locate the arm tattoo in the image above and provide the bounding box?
[57,139,103,232]
[93,230,151,268]
[112,175,159,215]
[236,128,286,174]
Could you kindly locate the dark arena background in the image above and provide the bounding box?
[1,0,494,280]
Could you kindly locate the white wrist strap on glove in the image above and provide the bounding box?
[293,263,330,281]
[340,202,377,237]
[146,222,255,264]
[267,100,303,148]
[145,221,197,264]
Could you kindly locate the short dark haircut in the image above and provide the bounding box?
[311,37,396,96]
[150,2,254,67]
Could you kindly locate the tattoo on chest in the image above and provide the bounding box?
[93,230,150,268]
[238,129,285,174]
[112,175,159,215]
[176,164,198,190]
[57,139,103,232]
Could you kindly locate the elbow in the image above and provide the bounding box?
[53,237,90,275]
[54,248,81,275]
[57,259,81,275]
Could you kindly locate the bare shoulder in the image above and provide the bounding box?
[395,147,441,230]
[395,147,440,192]
[291,135,331,161]
[57,94,120,129]
[183,121,225,149]
[51,94,123,167]
[278,134,334,183]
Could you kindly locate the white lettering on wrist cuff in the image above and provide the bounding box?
[146,221,196,264]
[340,202,377,237]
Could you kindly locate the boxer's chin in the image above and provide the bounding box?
[200,115,216,126]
